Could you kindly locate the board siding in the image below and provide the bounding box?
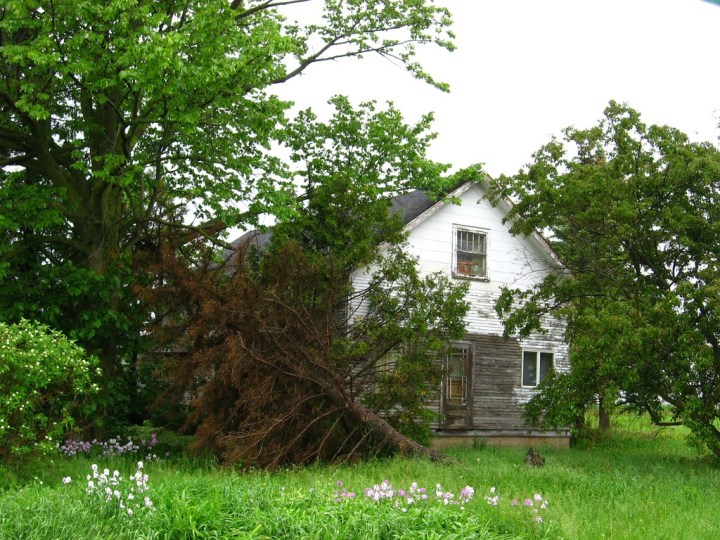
[431,334,525,431]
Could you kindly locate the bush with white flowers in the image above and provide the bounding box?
[0,319,99,458]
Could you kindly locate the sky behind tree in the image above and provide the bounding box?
[277,0,720,177]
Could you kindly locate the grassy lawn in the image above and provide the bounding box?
[1,415,718,539]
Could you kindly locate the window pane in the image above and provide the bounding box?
[457,253,486,276]
[456,229,487,277]
[446,347,468,405]
[448,351,465,377]
[539,352,553,382]
[522,351,537,386]
[456,230,470,252]
[457,230,486,255]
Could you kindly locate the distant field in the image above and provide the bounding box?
[1,414,718,539]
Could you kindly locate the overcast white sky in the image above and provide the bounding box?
[277,0,720,178]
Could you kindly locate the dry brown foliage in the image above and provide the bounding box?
[141,238,450,468]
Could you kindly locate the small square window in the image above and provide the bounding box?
[522,351,553,387]
[453,226,487,279]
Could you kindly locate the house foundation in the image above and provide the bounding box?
[431,431,571,450]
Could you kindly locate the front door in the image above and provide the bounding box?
[442,344,472,428]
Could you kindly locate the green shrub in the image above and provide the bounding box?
[120,424,196,458]
[0,319,99,458]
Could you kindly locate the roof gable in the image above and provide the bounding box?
[401,180,564,271]
[226,180,564,271]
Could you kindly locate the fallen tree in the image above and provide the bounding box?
[145,237,468,468]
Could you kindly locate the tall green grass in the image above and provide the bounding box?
[1,414,718,539]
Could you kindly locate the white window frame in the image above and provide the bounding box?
[452,224,489,280]
[521,350,554,388]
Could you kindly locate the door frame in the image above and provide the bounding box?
[441,341,473,428]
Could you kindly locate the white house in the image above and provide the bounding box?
[351,179,570,448]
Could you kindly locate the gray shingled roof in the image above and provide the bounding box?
[223,229,273,259]
[227,189,439,254]
[389,190,436,225]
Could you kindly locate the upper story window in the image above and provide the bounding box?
[453,225,488,279]
[522,350,554,387]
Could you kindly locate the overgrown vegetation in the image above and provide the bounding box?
[1,413,718,539]
[143,192,470,467]
[490,102,720,457]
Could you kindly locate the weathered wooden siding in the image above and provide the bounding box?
[429,334,552,432]
[470,334,527,430]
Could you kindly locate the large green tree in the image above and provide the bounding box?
[489,102,720,457]
[0,0,454,428]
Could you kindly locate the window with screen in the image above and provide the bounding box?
[453,226,487,279]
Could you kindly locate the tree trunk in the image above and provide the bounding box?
[598,396,611,432]
[319,380,449,462]
[80,182,127,435]
[87,183,124,275]
[348,396,450,462]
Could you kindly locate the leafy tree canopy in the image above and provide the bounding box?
[489,101,720,457]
